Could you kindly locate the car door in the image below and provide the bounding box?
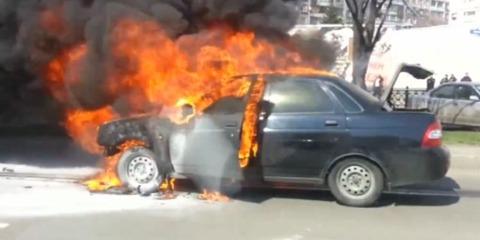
[259,78,348,182]
[428,85,457,124]
[170,97,246,180]
[452,85,480,127]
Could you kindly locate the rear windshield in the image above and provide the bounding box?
[334,78,382,107]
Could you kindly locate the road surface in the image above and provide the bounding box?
[0,145,479,240]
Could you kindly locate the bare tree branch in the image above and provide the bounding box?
[377,0,389,10]
[361,0,369,13]
[401,0,419,17]
[373,0,393,44]
[349,0,359,15]
[345,0,366,44]
[344,0,397,88]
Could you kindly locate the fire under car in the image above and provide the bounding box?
[96,64,450,207]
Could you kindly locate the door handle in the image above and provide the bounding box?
[259,111,267,121]
[325,120,338,127]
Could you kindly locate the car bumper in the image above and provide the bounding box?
[387,146,450,187]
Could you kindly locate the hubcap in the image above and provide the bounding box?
[127,156,158,184]
[338,165,373,197]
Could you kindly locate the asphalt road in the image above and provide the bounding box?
[0,145,479,240]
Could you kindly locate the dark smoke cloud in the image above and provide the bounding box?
[0,0,336,125]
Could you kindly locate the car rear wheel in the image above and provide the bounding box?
[117,147,163,194]
[328,158,384,207]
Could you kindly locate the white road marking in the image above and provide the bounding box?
[0,222,10,229]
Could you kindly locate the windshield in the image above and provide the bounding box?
[476,85,480,92]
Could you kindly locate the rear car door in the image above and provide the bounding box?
[428,85,457,124]
[259,78,348,182]
[452,85,480,127]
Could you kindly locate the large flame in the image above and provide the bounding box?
[83,140,145,192]
[44,18,333,192]
[239,76,266,167]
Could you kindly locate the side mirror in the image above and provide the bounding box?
[469,95,479,101]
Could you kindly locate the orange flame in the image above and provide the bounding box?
[83,140,145,192]
[44,18,334,192]
[65,107,118,154]
[158,178,177,199]
[198,189,230,202]
[239,76,266,168]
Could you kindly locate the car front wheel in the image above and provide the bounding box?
[328,158,384,207]
[117,147,163,195]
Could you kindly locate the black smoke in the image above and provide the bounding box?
[0,0,336,126]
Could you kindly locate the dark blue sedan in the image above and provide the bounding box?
[97,66,450,207]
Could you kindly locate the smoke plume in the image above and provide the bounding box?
[0,0,336,124]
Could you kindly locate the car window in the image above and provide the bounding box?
[326,84,363,113]
[431,85,456,99]
[204,96,245,114]
[267,79,334,113]
[455,85,477,100]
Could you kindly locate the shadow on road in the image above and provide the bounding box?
[380,194,459,207]
[231,177,461,207]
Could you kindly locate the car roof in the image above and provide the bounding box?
[438,82,477,87]
[233,72,338,81]
[242,73,382,112]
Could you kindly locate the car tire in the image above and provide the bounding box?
[328,158,384,207]
[117,147,166,194]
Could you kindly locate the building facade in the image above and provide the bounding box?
[450,0,480,23]
[405,0,450,25]
[297,0,450,26]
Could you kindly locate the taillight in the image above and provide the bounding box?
[422,120,442,148]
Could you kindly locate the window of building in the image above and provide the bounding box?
[465,11,476,16]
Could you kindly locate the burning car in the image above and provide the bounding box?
[96,67,450,207]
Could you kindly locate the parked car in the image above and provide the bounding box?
[409,82,480,128]
[97,65,450,207]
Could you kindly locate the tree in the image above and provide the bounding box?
[323,7,343,24]
[345,0,393,89]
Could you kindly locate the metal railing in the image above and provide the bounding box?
[389,88,427,109]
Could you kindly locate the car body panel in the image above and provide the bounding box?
[410,83,480,127]
[97,74,450,191]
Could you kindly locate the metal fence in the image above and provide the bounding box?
[389,88,427,109]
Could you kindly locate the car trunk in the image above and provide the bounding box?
[380,63,433,111]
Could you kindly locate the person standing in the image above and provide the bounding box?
[373,75,384,98]
[449,74,457,83]
[461,72,472,82]
[427,76,436,91]
[440,74,449,84]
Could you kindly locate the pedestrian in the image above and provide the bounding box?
[373,75,384,98]
[461,72,472,82]
[449,74,457,83]
[440,74,449,84]
[426,76,436,91]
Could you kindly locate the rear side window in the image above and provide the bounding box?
[267,80,334,113]
[455,85,477,100]
[431,85,455,99]
[327,84,362,113]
